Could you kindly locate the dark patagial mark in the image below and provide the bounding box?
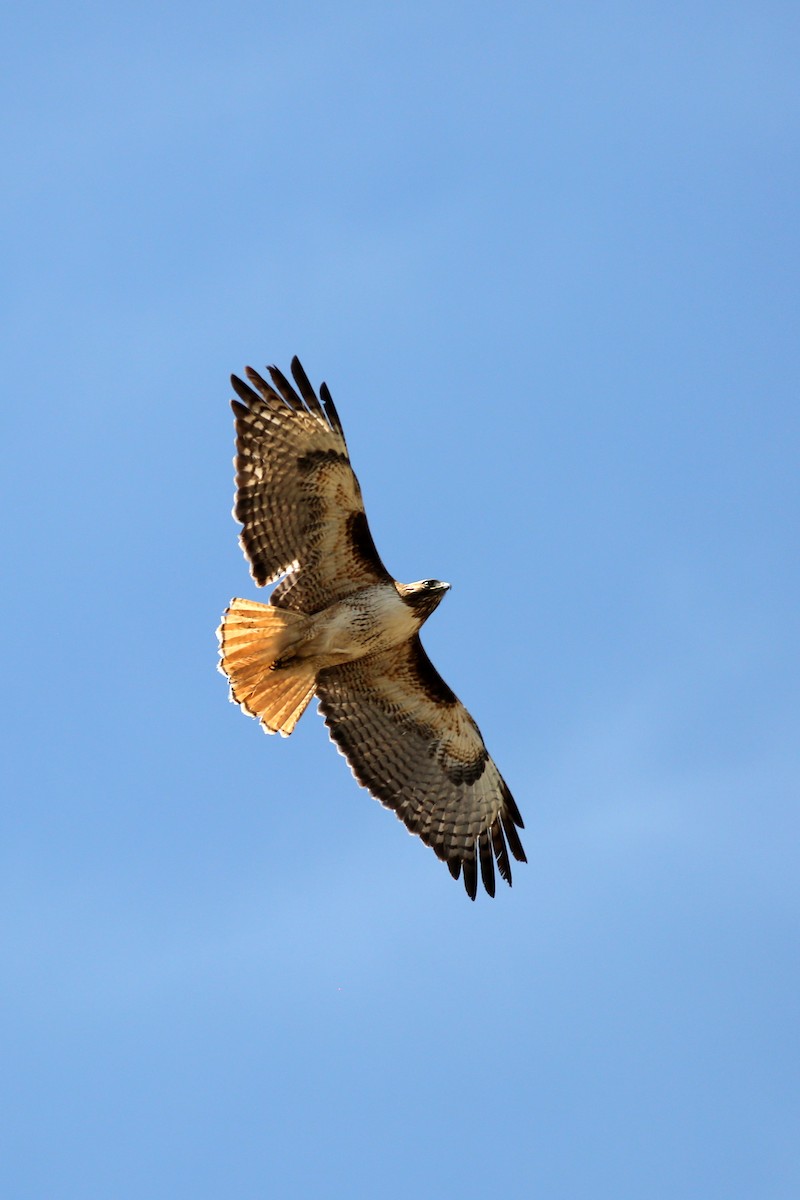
[409,637,458,706]
[346,510,392,579]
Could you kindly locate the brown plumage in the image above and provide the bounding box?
[218,357,525,898]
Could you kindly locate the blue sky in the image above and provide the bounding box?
[2,2,798,1196]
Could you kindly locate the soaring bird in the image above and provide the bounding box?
[218,357,525,898]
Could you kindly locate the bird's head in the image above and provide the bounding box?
[397,579,451,621]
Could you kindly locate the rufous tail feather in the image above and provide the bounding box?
[217,598,316,736]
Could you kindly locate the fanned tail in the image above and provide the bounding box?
[217,598,317,736]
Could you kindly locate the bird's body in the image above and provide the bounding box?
[218,357,526,898]
[280,582,440,667]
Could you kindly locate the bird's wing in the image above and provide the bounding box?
[315,636,526,898]
[230,357,392,613]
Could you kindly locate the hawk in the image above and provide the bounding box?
[218,357,526,898]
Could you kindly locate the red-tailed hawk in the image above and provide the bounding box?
[218,357,525,898]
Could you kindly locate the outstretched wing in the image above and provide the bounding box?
[230,357,392,613]
[315,637,526,899]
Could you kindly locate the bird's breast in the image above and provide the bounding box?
[304,585,418,665]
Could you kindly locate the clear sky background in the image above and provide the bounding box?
[2,2,798,1197]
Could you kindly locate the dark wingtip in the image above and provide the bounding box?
[500,779,525,830]
[319,381,344,437]
[491,818,512,885]
[290,356,327,421]
[267,364,303,411]
[231,373,261,406]
[498,779,526,864]
[502,812,527,864]
[479,830,496,898]
[289,355,308,387]
[244,366,277,400]
[462,854,478,900]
